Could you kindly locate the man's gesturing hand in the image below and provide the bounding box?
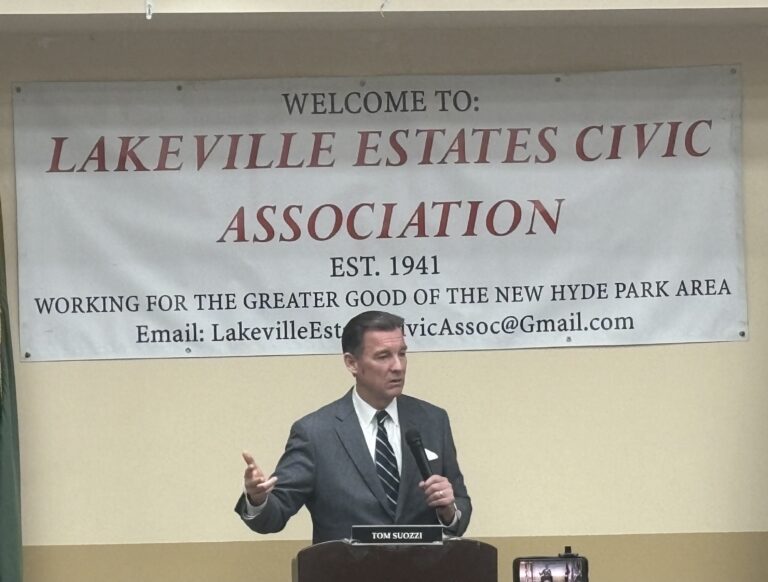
[242,450,278,506]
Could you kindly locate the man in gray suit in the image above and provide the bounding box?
[235,310,471,544]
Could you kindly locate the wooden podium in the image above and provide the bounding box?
[296,538,497,582]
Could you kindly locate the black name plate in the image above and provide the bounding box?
[351,525,443,545]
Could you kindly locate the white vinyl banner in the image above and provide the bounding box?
[13,66,747,361]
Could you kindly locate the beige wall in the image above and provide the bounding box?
[1,4,767,581]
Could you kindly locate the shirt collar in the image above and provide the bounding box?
[351,387,399,427]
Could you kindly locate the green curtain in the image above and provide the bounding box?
[0,219,22,581]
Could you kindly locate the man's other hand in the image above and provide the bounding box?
[242,450,278,506]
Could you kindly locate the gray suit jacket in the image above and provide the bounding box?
[235,390,471,543]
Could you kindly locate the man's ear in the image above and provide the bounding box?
[343,352,358,376]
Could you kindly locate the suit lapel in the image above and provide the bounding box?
[333,390,395,519]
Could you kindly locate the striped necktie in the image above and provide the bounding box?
[375,410,400,512]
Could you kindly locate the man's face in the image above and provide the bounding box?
[344,328,407,409]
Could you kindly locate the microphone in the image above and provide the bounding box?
[405,429,433,480]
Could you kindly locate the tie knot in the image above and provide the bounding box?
[376,410,389,425]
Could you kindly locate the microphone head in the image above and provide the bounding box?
[405,428,423,447]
